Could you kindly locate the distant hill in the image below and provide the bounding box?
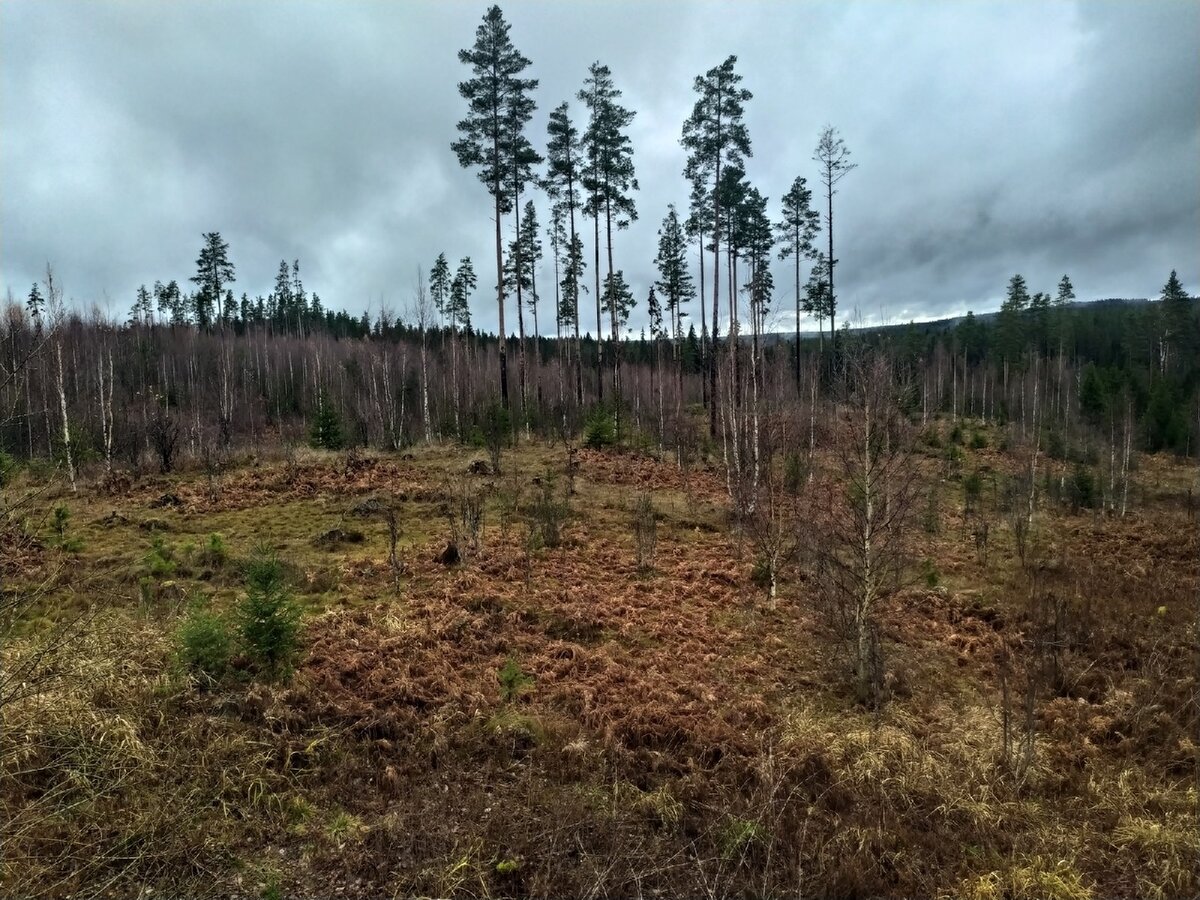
[757,296,1155,344]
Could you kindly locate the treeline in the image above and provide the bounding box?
[1,264,1194,483]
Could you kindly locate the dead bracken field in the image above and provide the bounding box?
[2,430,1197,899]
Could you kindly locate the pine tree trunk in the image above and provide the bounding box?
[513,192,528,427]
[494,184,508,408]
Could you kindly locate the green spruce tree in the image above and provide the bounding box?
[309,389,343,450]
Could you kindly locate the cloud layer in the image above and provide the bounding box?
[2,0,1197,333]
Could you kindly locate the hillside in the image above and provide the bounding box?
[3,423,1196,898]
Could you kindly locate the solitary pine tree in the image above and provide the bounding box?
[716,163,750,401]
[578,62,638,347]
[271,260,292,330]
[190,232,235,330]
[447,256,477,432]
[804,254,832,339]
[130,284,153,326]
[517,200,542,337]
[685,178,713,405]
[1161,269,1194,371]
[998,273,1030,362]
[682,55,752,437]
[654,204,695,349]
[26,283,44,334]
[602,269,635,408]
[602,270,636,336]
[450,257,476,331]
[1055,274,1075,306]
[452,5,537,408]
[560,231,588,404]
[429,253,452,322]
[813,126,856,351]
[545,101,586,403]
[1161,269,1188,303]
[503,74,542,417]
[742,186,773,338]
[776,175,821,387]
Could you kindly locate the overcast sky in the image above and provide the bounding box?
[2,0,1197,335]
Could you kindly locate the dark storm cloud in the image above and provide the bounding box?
[2,0,1196,333]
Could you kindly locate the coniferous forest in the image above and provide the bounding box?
[2,5,1197,899]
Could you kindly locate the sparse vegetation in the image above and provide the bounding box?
[0,432,1194,898]
[177,596,233,684]
[0,9,1195,895]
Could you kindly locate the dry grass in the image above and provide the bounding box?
[1,433,1196,898]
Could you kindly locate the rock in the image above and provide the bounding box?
[349,497,387,518]
[312,527,365,548]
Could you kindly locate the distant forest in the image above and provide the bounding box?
[2,256,1196,482]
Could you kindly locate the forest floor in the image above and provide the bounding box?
[2,422,1197,899]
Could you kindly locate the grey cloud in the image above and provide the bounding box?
[1,0,1196,334]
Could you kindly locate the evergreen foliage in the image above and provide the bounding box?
[309,390,344,450]
[237,545,302,679]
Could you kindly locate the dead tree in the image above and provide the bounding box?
[814,350,917,707]
[43,267,76,493]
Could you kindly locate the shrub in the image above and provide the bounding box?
[237,545,302,679]
[482,401,510,474]
[51,504,70,540]
[950,422,965,445]
[783,452,807,495]
[445,481,486,555]
[527,474,569,549]
[923,483,941,534]
[178,599,232,685]
[963,469,983,512]
[196,533,228,569]
[631,492,657,573]
[943,444,964,477]
[47,504,83,552]
[60,536,85,554]
[498,656,534,702]
[495,476,523,538]
[1046,429,1067,461]
[144,534,176,578]
[922,558,941,588]
[582,405,616,449]
[0,449,16,486]
[970,430,988,450]
[1068,465,1097,511]
[720,817,765,860]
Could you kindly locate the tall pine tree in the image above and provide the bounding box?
[452,5,537,409]
[776,175,821,387]
[681,55,752,437]
[813,126,856,352]
[190,232,234,330]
